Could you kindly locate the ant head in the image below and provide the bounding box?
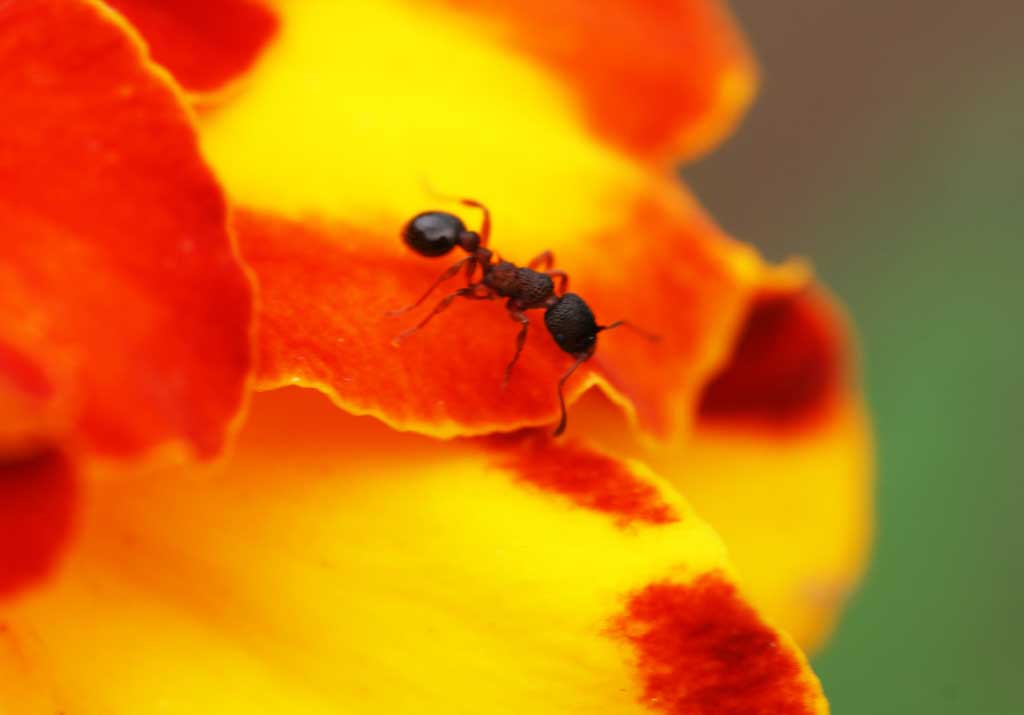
[544,293,600,355]
[403,211,479,257]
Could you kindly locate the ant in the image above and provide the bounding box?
[389,198,654,436]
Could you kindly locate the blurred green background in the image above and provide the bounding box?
[685,3,1023,713]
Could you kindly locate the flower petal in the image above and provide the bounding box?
[237,184,759,438]
[128,0,752,160]
[196,0,732,239]
[562,282,873,652]
[665,287,872,651]
[3,387,826,713]
[103,0,279,93]
[430,0,757,161]
[188,0,769,437]
[0,0,253,458]
[680,394,873,653]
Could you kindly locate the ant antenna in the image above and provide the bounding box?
[553,351,592,437]
[419,177,491,245]
[599,320,660,342]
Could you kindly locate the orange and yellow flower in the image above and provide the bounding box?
[0,1,872,713]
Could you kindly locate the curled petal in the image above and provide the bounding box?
[0,0,253,458]
[698,287,846,429]
[664,286,872,650]
[565,279,873,651]
[678,394,873,652]
[103,0,279,93]
[3,387,826,714]
[237,184,758,438]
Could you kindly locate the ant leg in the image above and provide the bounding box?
[600,320,660,342]
[392,285,492,346]
[463,255,479,286]
[458,198,491,245]
[386,256,472,316]
[528,250,554,271]
[545,270,569,294]
[553,350,593,437]
[502,310,530,388]
[418,179,492,245]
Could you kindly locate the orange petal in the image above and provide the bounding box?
[0,0,253,458]
[431,0,757,161]
[2,387,827,713]
[237,185,759,438]
[103,0,279,93]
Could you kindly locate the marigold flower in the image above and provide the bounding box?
[0,1,872,713]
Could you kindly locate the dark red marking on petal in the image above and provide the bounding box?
[0,450,76,599]
[489,434,677,526]
[105,0,279,92]
[612,572,816,715]
[698,291,843,428]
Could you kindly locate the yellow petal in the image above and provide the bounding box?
[675,393,873,652]
[678,284,873,651]
[199,0,658,252]
[565,277,873,652]
[3,387,826,714]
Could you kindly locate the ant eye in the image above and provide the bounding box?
[403,211,464,257]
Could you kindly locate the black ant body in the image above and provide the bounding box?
[390,198,651,436]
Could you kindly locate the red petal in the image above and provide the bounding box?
[104,0,279,92]
[0,0,253,458]
[435,0,756,161]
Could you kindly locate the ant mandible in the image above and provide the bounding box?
[389,197,653,436]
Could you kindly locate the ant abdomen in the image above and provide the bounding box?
[545,293,599,355]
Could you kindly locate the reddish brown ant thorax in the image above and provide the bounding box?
[481,261,517,297]
[512,268,556,308]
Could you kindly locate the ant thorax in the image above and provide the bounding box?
[482,262,555,308]
[482,261,519,296]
